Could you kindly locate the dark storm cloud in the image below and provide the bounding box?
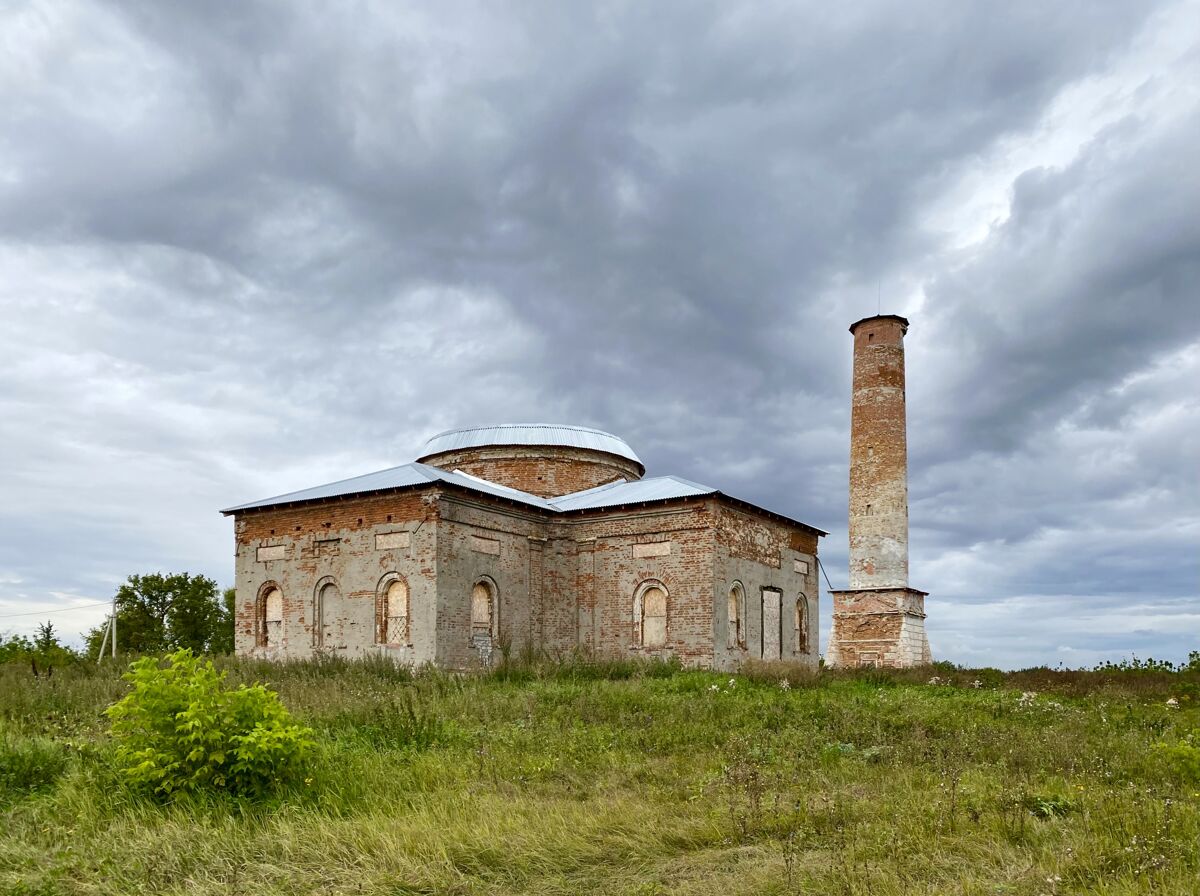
[1,0,1196,665]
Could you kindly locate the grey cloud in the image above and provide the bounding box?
[0,0,1195,666]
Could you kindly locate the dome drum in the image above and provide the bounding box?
[417,424,645,499]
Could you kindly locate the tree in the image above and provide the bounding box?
[85,573,232,656]
[208,588,237,656]
[34,621,58,654]
[25,621,80,673]
[0,633,35,665]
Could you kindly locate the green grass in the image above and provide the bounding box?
[1,655,1198,895]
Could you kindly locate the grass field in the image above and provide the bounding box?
[2,655,1198,895]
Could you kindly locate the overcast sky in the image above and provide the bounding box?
[1,1,1197,668]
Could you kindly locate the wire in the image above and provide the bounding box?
[0,600,111,619]
[815,555,836,593]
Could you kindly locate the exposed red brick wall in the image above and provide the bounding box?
[235,492,432,545]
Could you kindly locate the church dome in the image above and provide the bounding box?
[417,424,644,498]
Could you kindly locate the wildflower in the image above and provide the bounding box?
[927,676,942,685]
[1166,697,1180,709]
[728,678,736,688]
[1018,691,1038,706]
[779,678,791,690]
[709,684,720,692]
[971,679,982,688]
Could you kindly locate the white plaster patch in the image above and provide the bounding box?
[633,542,671,558]
[376,531,411,550]
[470,535,500,555]
[794,559,810,574]
[256,544,287,562]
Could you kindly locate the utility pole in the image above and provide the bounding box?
[97,614,111,664]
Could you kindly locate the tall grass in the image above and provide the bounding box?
[1,655,1197,894]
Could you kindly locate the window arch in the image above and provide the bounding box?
[313,577,339,648]
[728,582,746,649]
[470,577,497,642]
[257,582,283,649]
[795,594,810,654]
[376,574,409,646]
[633,580,668,648]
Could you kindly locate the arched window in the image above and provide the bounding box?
[633,581,668,648]
[727,582,746,649]
[471,579,495,641]
[258,584,283,649]
[376,574,410,646]
[385,579,409,646]
[795,594,809,654]
[314,579,340,648]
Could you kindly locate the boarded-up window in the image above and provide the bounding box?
[385,580,408,646]
[727,583,745,649]
[264,587,283,648]
[471,582,493,639]
[795,595,809,654]
[641,586,667,648]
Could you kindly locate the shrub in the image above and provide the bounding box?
[106,650,314,798]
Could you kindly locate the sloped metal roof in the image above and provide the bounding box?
[221,457,824,534]
[418,423,642,467]
[547,476,715,511]
[220,462,557,514]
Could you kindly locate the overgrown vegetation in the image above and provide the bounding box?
[106,650,314,797]
[1,654,1198,894]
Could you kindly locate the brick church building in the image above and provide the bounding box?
[223,423,824,670]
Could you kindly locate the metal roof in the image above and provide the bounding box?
[418,423,642,467]
[220,466,707,516]
[548,476,715,511]
[220,462,558,514]
[222,464,824,534]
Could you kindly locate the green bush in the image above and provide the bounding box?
[106,650,314,798]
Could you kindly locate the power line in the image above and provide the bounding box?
[0,600,111,619]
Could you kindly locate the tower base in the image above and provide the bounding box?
[826,587,931,668]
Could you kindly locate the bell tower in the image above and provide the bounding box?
[827,314,931,668]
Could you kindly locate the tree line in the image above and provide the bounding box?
[0,573,235,668]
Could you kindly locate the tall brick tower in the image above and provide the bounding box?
[827,314,931,668]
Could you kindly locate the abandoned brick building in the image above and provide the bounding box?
[223,424,825,670]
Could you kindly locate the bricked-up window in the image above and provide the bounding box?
[385,580,409,645]
[633,582,668,648]
[471,580,495,641]
[727,583,746,649]
[263,587,283,648]
[795,595,809,654]
[314,579,339,648]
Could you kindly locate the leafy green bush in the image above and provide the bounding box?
[106,650,314,797]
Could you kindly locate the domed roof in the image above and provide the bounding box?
[418,423,641,466]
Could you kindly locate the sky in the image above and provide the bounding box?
[1,1,1197,669]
